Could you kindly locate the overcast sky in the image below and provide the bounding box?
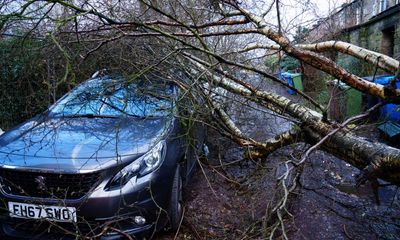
[314,0,348,17]
[275,0,347,37]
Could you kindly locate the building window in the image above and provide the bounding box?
[379,0,388,12]
[381,26,395,57]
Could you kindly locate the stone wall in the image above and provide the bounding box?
[301,2,400,122]
[338,6,400,76]
[305,0,400,43]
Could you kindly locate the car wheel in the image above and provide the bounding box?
[168,166,183,231]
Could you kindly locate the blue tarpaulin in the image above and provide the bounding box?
[363,75,400,122]
[363,75,400,138]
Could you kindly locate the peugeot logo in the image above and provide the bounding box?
[34,176,46,191]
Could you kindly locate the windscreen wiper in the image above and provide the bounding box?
[62,114,119,119]
[62,113,150,119]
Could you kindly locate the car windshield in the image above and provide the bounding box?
[49,76,175,118]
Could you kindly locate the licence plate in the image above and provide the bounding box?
[8,202,77,222]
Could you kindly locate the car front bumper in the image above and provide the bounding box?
[0,165,176,239]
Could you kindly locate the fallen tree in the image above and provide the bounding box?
[2,0,400,183]
[240,40,399,75]
[2,0,400,238]
[184,53,400,185]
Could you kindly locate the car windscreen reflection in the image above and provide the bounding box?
[49,77,175,118]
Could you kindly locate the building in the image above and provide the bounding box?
[307,0,400,44]
[305,0,400,76]
[339,1,400,76]
[302,0,400,86]
[301,0,400,121]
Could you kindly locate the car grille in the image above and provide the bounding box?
[0,168,102,200]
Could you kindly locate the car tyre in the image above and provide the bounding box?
[168,166,183,231]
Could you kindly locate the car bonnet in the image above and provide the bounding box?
[0,116,172,172]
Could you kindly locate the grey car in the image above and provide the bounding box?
[0,73,205,239]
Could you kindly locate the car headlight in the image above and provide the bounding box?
[106,140,166,190]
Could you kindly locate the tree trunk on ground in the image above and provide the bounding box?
[187,56,400,185]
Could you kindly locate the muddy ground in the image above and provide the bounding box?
[157,79,400,240]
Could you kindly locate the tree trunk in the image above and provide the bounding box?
[187,56,400,185]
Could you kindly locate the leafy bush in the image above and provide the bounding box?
[0,38,49,129]
[281,56,299,71]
